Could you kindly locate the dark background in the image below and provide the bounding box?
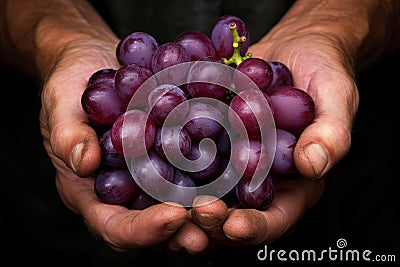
[1,0,399,266]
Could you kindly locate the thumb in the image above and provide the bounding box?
[41,77,102,177]
[293,77,359,179]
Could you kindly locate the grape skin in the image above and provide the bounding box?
[268,86,315,135]
[175,31,218,61]
[94,167,139,205]
[116,31,159,70]
[211,15,250,58]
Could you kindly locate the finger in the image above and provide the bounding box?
[40,70,103,177]
[86,201,189,251]
[54,169,188,250]
[190,195,229,240]
[167,221,209,254]
[223,177,325,244]
[294,71,359,179]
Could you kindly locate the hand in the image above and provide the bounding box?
[39,39,210,252]
[191,16,359,248]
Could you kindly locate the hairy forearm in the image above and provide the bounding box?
[261,0,400,70]
[0,0,118,79]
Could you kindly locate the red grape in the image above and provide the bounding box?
[175,31,217,61]
[116,31,159,70]
[94,167,139,205]
[211,15,250,58]
[111,109,156,158]
[268,86,315,135]
[81,82,126,126]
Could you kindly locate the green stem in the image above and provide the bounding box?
[222,22,252,66]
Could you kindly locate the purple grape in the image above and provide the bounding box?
[99,129,126,168]
[111,109,156,158]
[228,89,274,140]
[127,189,160,210]
[184,141,222,181]
[183,101,223,141]
[231,137,271,180]
[147,84,189,126]
[268,86,315,135]
[211,15,250,58]
[163,170,197,206]
[94,167,139,205]
[81,82,127,126]
[151,42,190,74]
[234,58,273,92]
[215,127,234,156]
[175,31,217,61]
[116,31,159,70]
[271,129,297,174]
[87,68,116,87]
[186,56,230,100]
[114,63,154,104]
[154,125,192,164]
[267,61,293,91]
[235,173,275,210]
[130,150,175,194]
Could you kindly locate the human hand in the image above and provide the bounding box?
[38,39,211,253]
[190,14,359,248]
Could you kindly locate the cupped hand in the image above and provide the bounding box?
[191,20,359,248]
[38,39,208,253]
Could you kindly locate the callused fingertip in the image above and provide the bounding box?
[71,138,101,177]
[298,142,328,179]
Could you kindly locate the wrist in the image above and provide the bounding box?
[260,0,400,71]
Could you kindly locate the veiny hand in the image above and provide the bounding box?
[191,17,359,248]
[38,39,210,253]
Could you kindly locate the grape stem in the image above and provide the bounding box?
[221,22,252,66]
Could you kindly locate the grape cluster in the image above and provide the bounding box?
[81,15,315,211]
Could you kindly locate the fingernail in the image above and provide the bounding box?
[194,213,220,227]
[71,142,85,173]
[303,143,328,177]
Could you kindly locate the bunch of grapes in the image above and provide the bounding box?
[81,15,315,211]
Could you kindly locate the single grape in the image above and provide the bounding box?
[184,141,222,181]
[81,82,127,126]
[271,129,298,174]
[235,173,275,210]
[186,56,230,100]
[175,31,217,61]
[231,137,271,180]
[116,31,159,70]
[211,15,250,58]
[267,61,293,91]
[147,84,189,126]
[99,129,126,168]
[234,58,273,92]
[228,89,274,140]
[184,101,223,141]
[154,125,192,164]
[268,86,315,135]
[94,167,139,205]
[130,150,175,195]
[151,42,190,74]
[114,63,155,104]
[87,68,116,87]
[111,109,156,158]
